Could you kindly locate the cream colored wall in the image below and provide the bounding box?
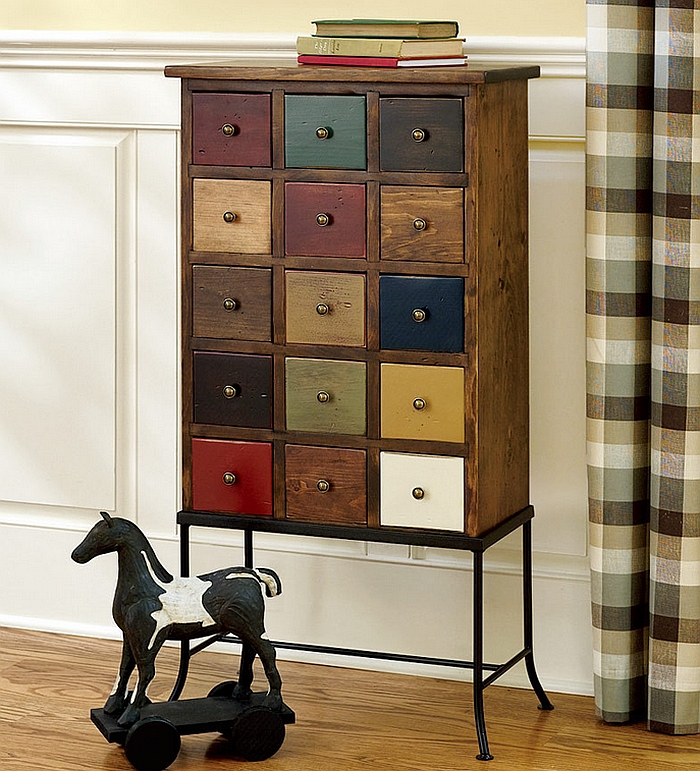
[1,0,584,37]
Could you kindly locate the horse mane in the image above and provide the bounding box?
[121,518,173,583]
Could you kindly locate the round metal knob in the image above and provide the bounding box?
[412,308,427,323]
[222,385,238,399]
[316,303,329,316]
[413,218,427,231]
[411,127,427,142]
[221,123,237,136]
[316,213,330,227]
[316,479,330,493]
[222,472,237,486]
[413,397,426,411]
[315,126,332,139]
[412,487,425,500]
[222,297,238,312]
[223,211,237,223]
[316,391,330,403]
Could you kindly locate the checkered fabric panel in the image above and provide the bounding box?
[587,0,700,734]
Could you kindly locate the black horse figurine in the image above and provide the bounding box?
[72,511,283,727]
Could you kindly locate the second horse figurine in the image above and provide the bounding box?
[72,511,283,727]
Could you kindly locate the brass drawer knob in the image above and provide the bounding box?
[223,211,237,223]
[412,487,425,500]
[316,303,329,316]
[315,126,332,139]
[413,218,427,231]
[413,397,426,411]
[411,127,427,142]
[317,390,330,403]
[221,123,237,136]
[316,213,331,227]
[222,297,238,312]
[222,472,237,486]
[316,479,330,493]
[412,308,427,323]
[222,385,238,399]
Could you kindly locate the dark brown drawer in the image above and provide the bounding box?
[192,92,271,167]
[193,352,272,428]
[379,98,464,172]
[285,444,367,525]
[192,265,271,341]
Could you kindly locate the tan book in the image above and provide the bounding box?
[296,35,465,58]
[312,19,459,39]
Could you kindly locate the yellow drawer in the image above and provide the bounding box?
[380,452,464,531]
[193,179,271,254]
[380,363,465,443]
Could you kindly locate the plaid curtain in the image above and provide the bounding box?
[587,0,700,733]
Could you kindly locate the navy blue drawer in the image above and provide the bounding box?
[380,275,464,352]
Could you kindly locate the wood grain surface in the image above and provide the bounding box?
[3,626,700,771]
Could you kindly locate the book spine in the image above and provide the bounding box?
[297,36,404,57]
[297,55,401,67]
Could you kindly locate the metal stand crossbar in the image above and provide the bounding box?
[171,506,553,761]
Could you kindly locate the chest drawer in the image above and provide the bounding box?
[380,186,464,263]
[285,444,367,525]
[380,275,464,352]
[285,95,366,169]
[192,265,271,341]
[380,363,465,443]
[192,92,271,167]
[286,357,366,435]
[285,182,366,258]
[191,438,273,516]
[379,98,464,172]
[193,352,272,428]
[193,179,271,254]
[286,270,366,347]
[380,451,464,531]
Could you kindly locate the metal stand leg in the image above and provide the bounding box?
[473,550,493,761]
[522,520,554,711]
[244,528,254,569]
[169,523,192,701]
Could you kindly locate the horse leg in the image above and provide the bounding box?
[240,631,283,711]
[104,637,135,715]
[117,642,160,727]
[233,641,256,702]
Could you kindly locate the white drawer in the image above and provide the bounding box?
[379,452,464,532]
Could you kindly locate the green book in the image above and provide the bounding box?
[312,19,459,39]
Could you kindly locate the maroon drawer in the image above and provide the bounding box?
[285,182,366,258]
[192,92,271,167]
[191,438,273,515]
[193,352,272,428]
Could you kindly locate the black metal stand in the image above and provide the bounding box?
[171,506,553,761]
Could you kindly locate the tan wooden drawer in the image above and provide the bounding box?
[380,452,464,531]
[380,363,465,443]
[380,186,464,263]
[285,444,367,525]
[286,357,366,435]
[193,179,271,254]
[286,270,366,347]
[192,265,271,341]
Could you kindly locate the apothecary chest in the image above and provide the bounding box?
[165,60,539,540]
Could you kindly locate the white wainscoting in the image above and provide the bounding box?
[0,33,590,696]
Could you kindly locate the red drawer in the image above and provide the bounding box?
[285,182,366,258]
[191,438,273,516]
[192,92,271,167]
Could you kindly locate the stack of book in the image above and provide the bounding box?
[296,18,467,68]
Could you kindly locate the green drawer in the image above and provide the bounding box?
[285,95,366,169]
[285,357,366,435]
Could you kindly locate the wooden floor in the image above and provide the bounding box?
[1,627,699,770]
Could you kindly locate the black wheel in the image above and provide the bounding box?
[207,680,238,699]
[228,706,286,761]
[124,716,181,771]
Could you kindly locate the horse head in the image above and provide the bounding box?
[71,511,129,563]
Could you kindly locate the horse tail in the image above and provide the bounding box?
[257,568,282,598]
